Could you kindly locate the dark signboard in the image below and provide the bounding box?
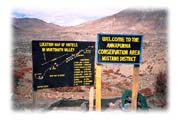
[96,34,143,64]
[32,41,95,91]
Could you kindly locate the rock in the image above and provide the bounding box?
[108,100,120,109]
[139,71,144,76]
[139,88,154,97]
[119,65,133,77]
[102,82,109,89]
[21,67,32,73]
[103,69,114,75]
[51,86,84,92]
[151,64,166,75]
[108,102,116,109]
[115,79,131,89]
[114,69,121,75]
[123,103,131,111]
[14,70,24,79]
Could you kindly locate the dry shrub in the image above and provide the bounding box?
[155,71,167,107]
[156,71,167,97]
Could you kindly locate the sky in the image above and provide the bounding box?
[12,0,126,26]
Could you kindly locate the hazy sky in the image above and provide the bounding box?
[12,0,126,26]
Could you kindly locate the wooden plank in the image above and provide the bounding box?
[131,64,140,111]
[96,64,101,111]
[89,86,94,111]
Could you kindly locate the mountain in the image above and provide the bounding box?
[67,9,167,34]
[13,18,64,32]
[13,18,67,41]
[13,9,167,42]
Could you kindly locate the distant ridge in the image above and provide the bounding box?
[13,9,167,41]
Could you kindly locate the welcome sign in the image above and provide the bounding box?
[96,34,143,64]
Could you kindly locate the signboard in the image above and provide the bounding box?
[96,34,143,64]
[32,41,95,91]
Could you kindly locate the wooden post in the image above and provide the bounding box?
[131,64,140,111]
[96,64,101,111]
[33,91,37,109]
[89,86,94,111]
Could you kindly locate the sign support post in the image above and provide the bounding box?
[131,64,140,111]
[89,86,94,111]
[96,64,101,111]
[32,91,37,109]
